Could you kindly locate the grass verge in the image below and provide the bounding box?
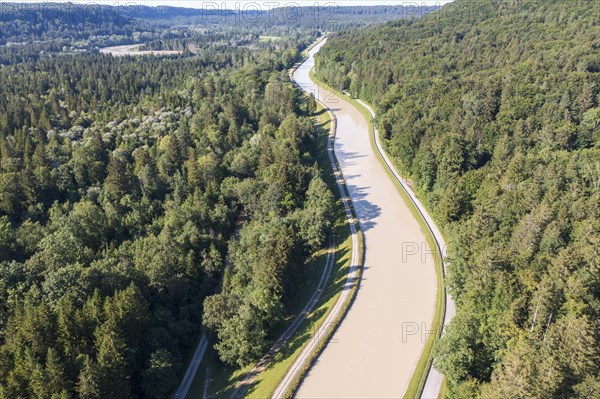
[439,376,448,399]
[309,68,446,399]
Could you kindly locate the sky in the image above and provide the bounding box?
[7,1,454,10]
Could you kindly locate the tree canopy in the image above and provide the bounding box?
[0,23,337,397]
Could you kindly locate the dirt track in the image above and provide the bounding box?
[292,39,437,399]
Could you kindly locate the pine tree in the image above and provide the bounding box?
[77,356,101,399]
[95,325,130,399]
[45,348,67,395]
[104,154,139,202]
[307,93,317,115]
[299,175,334,251]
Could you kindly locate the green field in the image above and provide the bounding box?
[258,35,282,42]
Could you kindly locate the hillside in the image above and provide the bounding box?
[316,0,600,397]
[0,3,437,45]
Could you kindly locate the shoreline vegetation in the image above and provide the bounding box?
[2,2,597,399]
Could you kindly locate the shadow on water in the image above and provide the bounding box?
[336,150,366,169]
[333,146,382,232]
[344,184,380,232]
[337,149,366,161]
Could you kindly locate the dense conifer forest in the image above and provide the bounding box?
[0,6,345,397]
[316,0,599,397]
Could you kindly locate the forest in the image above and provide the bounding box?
[0,10,341,396]
[0,2,437,58]
[0,2,439,69]
[315,0,599,397]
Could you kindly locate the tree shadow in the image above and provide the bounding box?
[314,107,327,117]
[336,149,367,169]
[332,144,383,233]
[345,183,381,232]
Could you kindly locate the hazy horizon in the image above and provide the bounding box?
[5,0,454,10]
